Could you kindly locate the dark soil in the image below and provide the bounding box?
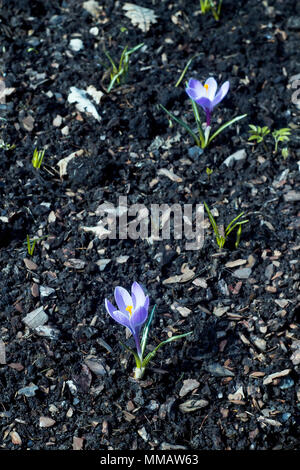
[0,0,299,451]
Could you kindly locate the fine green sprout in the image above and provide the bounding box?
[105,43,144,92]
[32,148,45,169]
[0,139,15,151]
[204,202,249,250]
[272,128,291,154]
[200,0,223,21]
[26,235,38,256]
[26,234,49,256]
[248,124,292,157]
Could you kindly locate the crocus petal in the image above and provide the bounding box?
[108,307,133,331]
[186,78,205,101]
[195,96,214,112]
[114,286,133,315]
[130,305,148,330]
[212,81,230,107]
[204,77,218,101]
[131,282,146,310]
[105,298,117,317]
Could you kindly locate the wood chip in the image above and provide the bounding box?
[225,259,247,268]
[263,369,291,385]
[158,167,182,183]
[23,306,48,329]
[0,339,6,364]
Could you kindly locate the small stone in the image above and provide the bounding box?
[89,26,99,36]
[213,306,230,317]
[73,436,84,450]
[179,399,209,413]
[39,416,56,428]
[223,149,247,168]
[34,325,60,339]
[84,357,106,376]
[116,255,129,264]
[22,115,34,131]
[40,286,55,298]
[284,191,300,202]
[10,431,22,445]
[23,258,38,270]
[179,379,200,397]
[265,264,274,280]
[137,426,148,442]
[176,306,192,317]
[188,146,204,160]
[207,363,235,377]
[53,115,62,127]
[31,283,39,297]
[96,259,111,271]
[69,38,84,51]
[61,125,69,136]
[17,384,38,397]
[233,267,252,279]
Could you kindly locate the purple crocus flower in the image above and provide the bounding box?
[186,77,230,126]
[105,282,149,359]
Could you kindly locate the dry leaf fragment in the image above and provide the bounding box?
[68,87,101,122]
[123,3,157,32]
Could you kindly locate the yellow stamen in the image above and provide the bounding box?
[126,305,133,317]
[204,84,209,94]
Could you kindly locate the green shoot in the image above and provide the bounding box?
[160,102,246,150]
[175,55,197,88]
[26,235,37,256]
[32,148,45,169]
[26,234,49,256]
[248,124,270,143]
[204,202,249,250]
[248,124,292,156]
[0,139,15,151]
[105,43,144,92]
[272,128,291,154]
[200,0,223,21]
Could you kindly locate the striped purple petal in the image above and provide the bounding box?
[114,286,132,315]
[212,81,230,107]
